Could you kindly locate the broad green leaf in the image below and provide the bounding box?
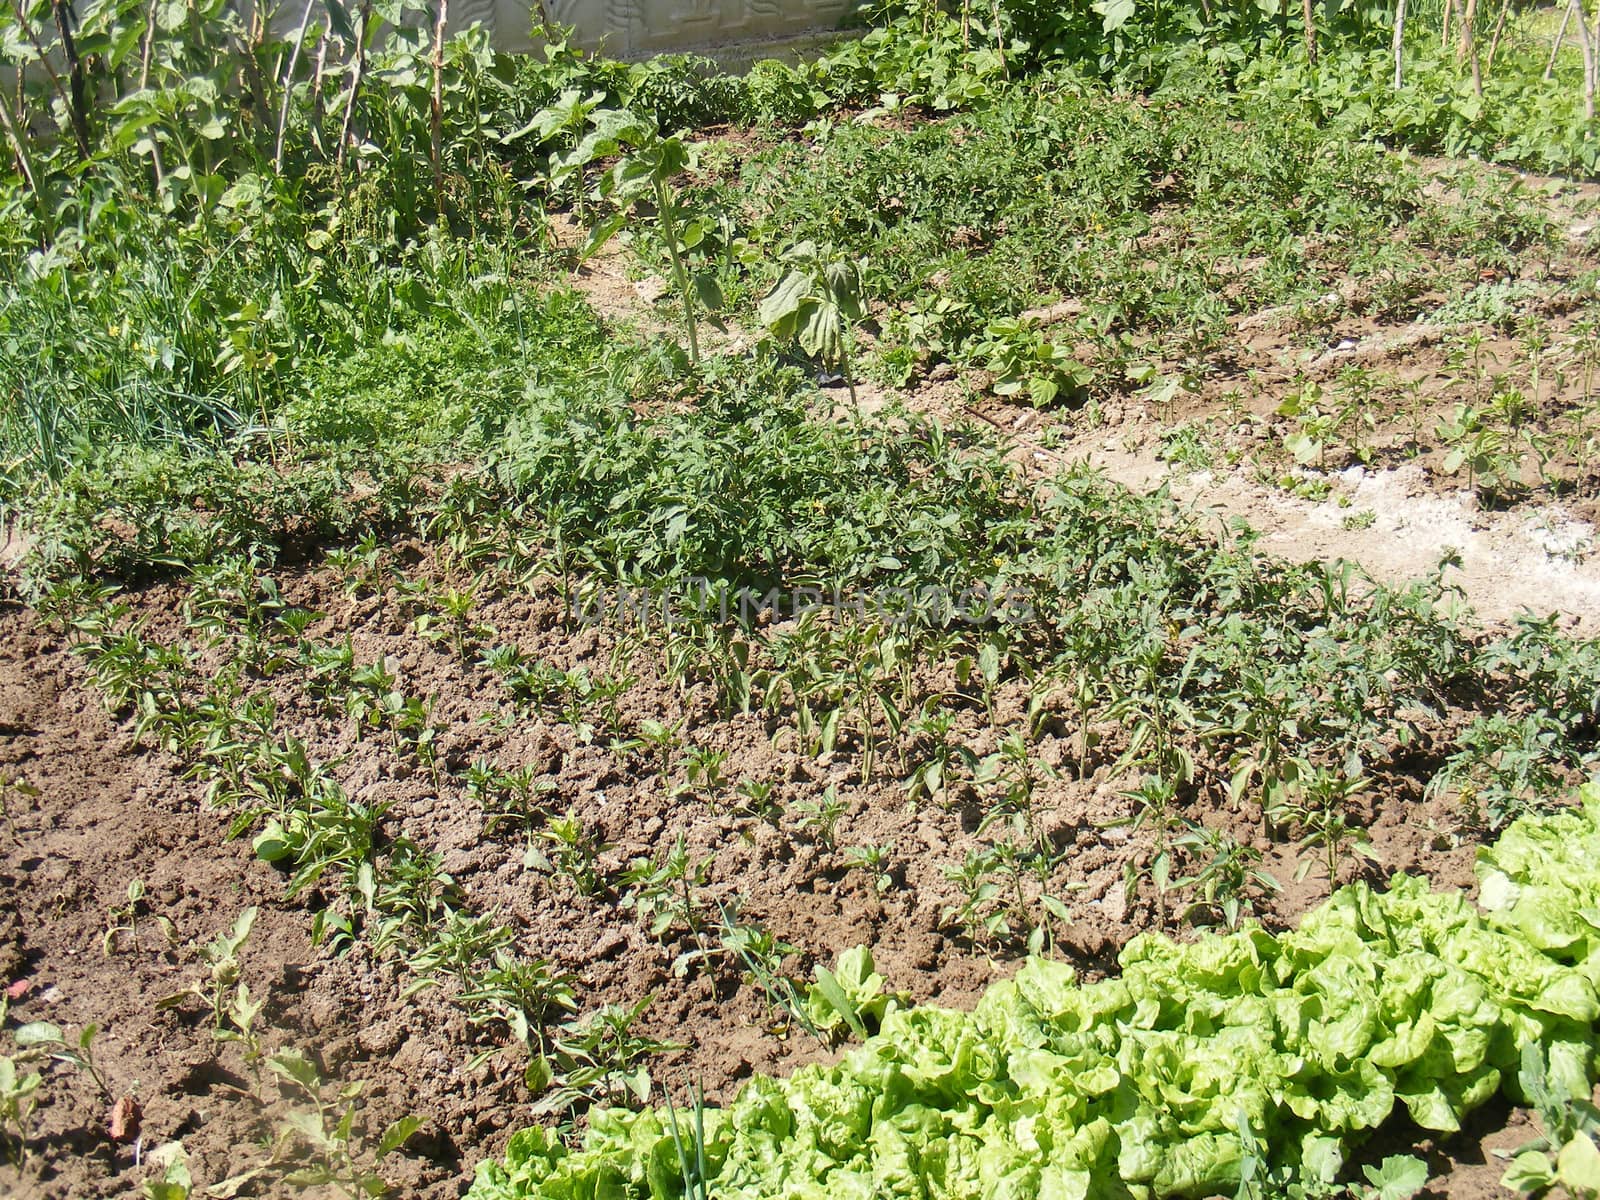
[1501,1150,1557,1193]
[1362,1155,1429,1200]
[1094,0,1137,32]
[758,270,814,336]
[809,966,867,1040]
[1559,1134,1600,1194]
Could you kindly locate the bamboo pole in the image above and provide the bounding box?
[137,0,157,86]
[308,32,329,158]
[134,0,166,193]
[1569,0,1596,120]
[1447,0,1483,95]
[50,0,90,155]
[0,82,40,196]
[1592,0,1600,103]
[1457,0,1479,60]
[237,3,272,134]
[10,0,87,157]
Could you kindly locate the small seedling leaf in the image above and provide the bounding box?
[377,1115,423,1157]
[204,1167,267,1198]
[810,967,867,1040]
[1501,1149,1557,1193]
[268,1047,321,1095]
[14,1021,62,1048]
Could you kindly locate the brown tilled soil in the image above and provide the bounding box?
[0,532,1559,1200]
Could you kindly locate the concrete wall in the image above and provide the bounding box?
[450,0,857,60]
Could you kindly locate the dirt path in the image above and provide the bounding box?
[1046,436,1600,635]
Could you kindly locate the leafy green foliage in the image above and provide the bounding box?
[758,241,868,398]
[1361,1156,1428,1200]
[469,794,1600,1200]
[526,997,681,1117]
[555,108,727,363]
[8,12,1600,1199]
[1500,1042,1600,1199]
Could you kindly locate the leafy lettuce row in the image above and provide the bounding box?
[1479,787,1600,990]
[470,788,1600,1200]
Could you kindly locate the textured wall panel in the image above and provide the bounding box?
[465,0,855,58]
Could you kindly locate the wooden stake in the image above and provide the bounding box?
[533,0,555,40]
[1457,0,1479,61]
[337,0,371,175]
[1447,0,1483,95]
[0,82,39,197]
[1546,0,1571,79]
[10,0,86,158]
[50,0,90,155]
[430,0,449,219]
[135,0,167,191]
[1569,0,1596,120]
[308,33,330,158]
[274,0,317,172]
[1393,0,1408,88]
[137,0,157,87]
[1483,0,1511,76]
[1591,0,1600,104]
[237,3,272,134]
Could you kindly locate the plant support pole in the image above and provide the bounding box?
[10,0,85,158]
[337,0,372,174]
[533,0,555,40]
[430,0,449,219]
[1570,0,1596,120]
[50,0,91,155]
[274,0,318,172]
[0,82,43,224]
[1484,0,1512,76]
[1546,0,1572,79]
[1393,0,1407,88]
[1447,0,1483,95]
[1457,0,1479,61]
[308,33,330,157]
[1592,0,1600,106]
